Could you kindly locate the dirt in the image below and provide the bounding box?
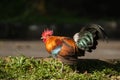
[0,40,120,59]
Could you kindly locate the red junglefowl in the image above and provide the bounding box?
[41,24,107,65]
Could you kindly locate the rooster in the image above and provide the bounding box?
[41,24,107,65]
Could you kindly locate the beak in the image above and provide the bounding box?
[41,37,43,39]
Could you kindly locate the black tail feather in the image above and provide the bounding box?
[75,24,108,52]
[83,24,108,41]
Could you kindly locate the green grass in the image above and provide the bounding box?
[0,56,120,80]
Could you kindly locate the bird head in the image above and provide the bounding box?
[41,29,53,42]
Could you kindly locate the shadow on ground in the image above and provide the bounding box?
[70,59,120,74]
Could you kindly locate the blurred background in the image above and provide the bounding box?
[0,0,120,58]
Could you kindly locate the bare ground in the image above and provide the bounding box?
[0,40,120,60]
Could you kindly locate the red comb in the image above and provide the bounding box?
[42,29,53,36]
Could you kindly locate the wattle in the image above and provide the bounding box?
[43,39,46,43]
